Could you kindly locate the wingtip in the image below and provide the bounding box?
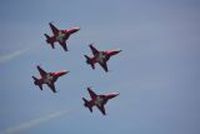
[64,48,68,52]
[89,43,95,47]
[87,87,90,91]
[49,21,54,25]
[87,86,92,90]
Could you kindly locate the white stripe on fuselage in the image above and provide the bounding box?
[43,74,54,85]
[96,52,106,64]
[56,32,66,42]
[94,96,104,107]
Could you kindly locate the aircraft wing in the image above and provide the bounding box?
[47,83,56,93]
[89,44,99,56]
[49,23,59,35]
[37,66,47,77]
[38,84,43,90]
[59,41,68,51]
[97,105,106,115]
[87,87,97,99]
[99,62,108,72]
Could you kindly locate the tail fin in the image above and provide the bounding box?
[32,76,43,90]
[44,34,54,49]
[84,55,95,69]
[82,97,93,113]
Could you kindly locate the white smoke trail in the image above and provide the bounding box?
[0,48,29,64]
[1,110,70,134]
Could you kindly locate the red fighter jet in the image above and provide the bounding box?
[82,87,119,115]
[84,44,122,72]
[44,23,80,51]
[32,66,69,93]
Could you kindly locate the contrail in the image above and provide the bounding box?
[1,109,70,134]
[0,48,29,64]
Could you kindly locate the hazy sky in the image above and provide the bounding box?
[0,0,200,134]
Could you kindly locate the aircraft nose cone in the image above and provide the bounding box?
[59,70,69,76]
[114,93,120,97]
[109,92,120,99]
[75,27,80,32]
[63,70,70,75]
[116,50,122,54]
[110,50,122,56]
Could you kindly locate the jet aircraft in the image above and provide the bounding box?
[82,87,119,115]
[32,66,69,93]
[84,44,122,72]
[44,23,80,51]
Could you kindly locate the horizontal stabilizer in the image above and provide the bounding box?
[82,97,93,113]
[84,55,95,69]
[32,76,43,90]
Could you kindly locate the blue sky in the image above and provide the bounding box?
[0,0,200,134]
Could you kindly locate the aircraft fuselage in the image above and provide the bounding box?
[43,73,54,85]
[95,52,107,64]
[94,96,105,107]
[56,31,66,42]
